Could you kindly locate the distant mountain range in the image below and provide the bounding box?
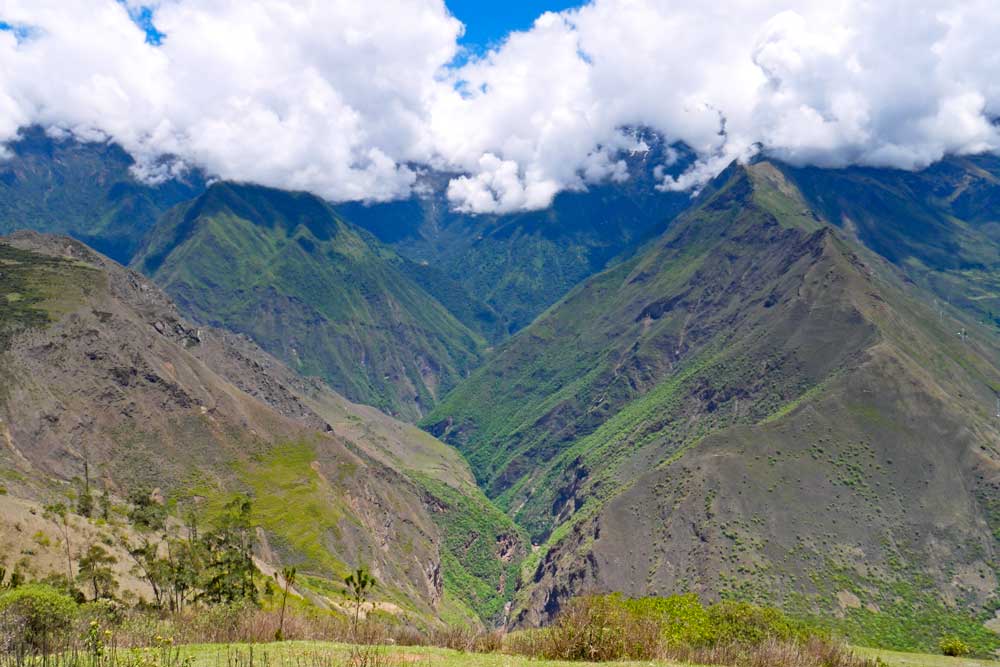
[338,133,697,335]
[131,182,487,421]
[1,126,999,651]
[0,127,204,264]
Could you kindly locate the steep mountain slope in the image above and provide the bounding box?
[425,163,1000,649]
[339,135,695,335]
[0,232,523,624]
[132,183,485,421]
[0,127,204,263]
[0,127,691,343]
[782,156,1000,330]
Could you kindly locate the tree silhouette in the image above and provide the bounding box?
[344,566,376,640]
[78,544,117,600]
[275,565,297,641]
[43,502,74,581]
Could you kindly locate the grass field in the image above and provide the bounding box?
[859,648,1000,667]
[152,641,1000,667]
[167,642,680,667]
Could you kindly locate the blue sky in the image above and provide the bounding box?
[111,1,587,53]
[105,1,588,60]
[446,0,585,52]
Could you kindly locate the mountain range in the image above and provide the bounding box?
[131,181,487,421]
[1,126,1000,652]
[425,161,1000,647]
[0,231,523,624]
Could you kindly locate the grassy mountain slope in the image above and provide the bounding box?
[132,183,485,421]
[339,136,695,336]
[425,163,1000,650]
[782,156,1000,330]
[0,127,204,263]
[0,232,523,624]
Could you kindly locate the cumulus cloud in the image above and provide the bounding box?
[1,0,999,212]
[0,0,461,202]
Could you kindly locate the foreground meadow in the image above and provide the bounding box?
[120,641,1000,667]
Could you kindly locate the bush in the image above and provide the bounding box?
[939,635,971,657]
[0,583,78,652]
[623,592,715,647]
[424,625,504,652]
[514,594,664,661]
[706,599,814,645]
[506,593,877,667]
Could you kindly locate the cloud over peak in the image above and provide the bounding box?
[2,0,999,213]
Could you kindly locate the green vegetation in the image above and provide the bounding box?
[425,161,1000,651]
[426,162,872,540]
[504,594,878,666]
[5,136,1000,661]
[133,182,485,420]
[0,591,914,667]
[0,583,78,652]
[344,567,377,638]
[782,156,1000,327]
[174,437,524,625]
[0,639,989,667]
[340,134,694,335]
[533,593,819,658]
[77,545,118,601]
[226,441,349,577]
[812,594,1000,658]
[0,243,102,353]
[0,127,202,263]
[413,473,525,623]
[0,237,523,629]
[939,637,971,657]
[861,647,1000,667]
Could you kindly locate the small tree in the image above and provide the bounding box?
[165,534,202,612]
[43,502,74,581]
[344,566,376,640]
[77,459,94,518]
[125,536,169,608]
[200,496,257,604]
[275,566,296,641]
[77,544,118,600]
[99,481,112,522]
[127,487,166,532]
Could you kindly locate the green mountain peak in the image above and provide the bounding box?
[133,182,485,421]
[425,160,1000,647]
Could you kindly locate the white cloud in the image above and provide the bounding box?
[1,0,999,212]
[0,0,461,202]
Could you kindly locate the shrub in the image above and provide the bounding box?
[706,599,813,645]
[939,635,971,657]
[0,583,78,652]
[506,593,876,667]
[623,592,715,646]
[422,626,504,653]
[517,594,664,661]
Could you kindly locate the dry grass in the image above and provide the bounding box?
[677,637,882,667]
[0,595,902,667]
